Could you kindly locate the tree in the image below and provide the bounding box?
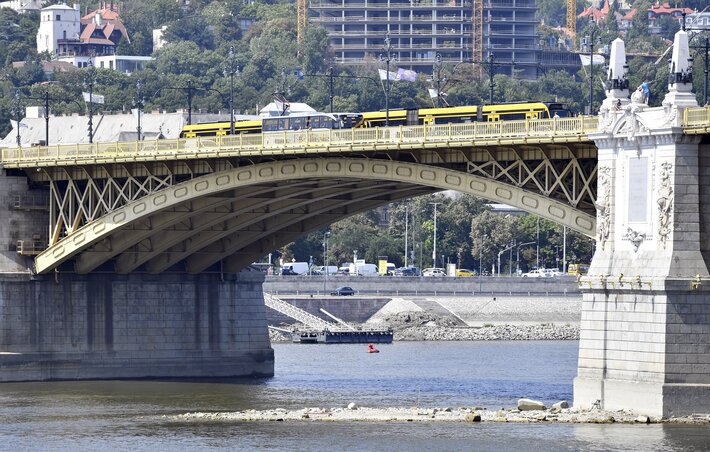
[470,210,514,274]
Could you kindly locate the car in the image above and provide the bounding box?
[280,267,299,275]
[543,268,563,277]
[422,268,446,277]
[456,268,477,277]
[394,266,420,277]
[330,286,355,296]
[521,269,548,278]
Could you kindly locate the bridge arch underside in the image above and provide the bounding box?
[36,159,596,275]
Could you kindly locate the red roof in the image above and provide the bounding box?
[648,2,694,16]
[579,0,610,22]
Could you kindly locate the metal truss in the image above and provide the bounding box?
[48,168,172,245]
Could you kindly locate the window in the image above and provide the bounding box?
[56,15,61,21]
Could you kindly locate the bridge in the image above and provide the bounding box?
[0,33,708,417]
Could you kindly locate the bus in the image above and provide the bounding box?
[567,263,590,276]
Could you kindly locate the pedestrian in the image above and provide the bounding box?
[641,82,650,104]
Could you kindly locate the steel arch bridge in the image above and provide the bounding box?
[1,115,607,275]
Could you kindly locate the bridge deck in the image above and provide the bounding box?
[1,116,599,168]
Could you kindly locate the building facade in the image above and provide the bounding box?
[309,0,538,79]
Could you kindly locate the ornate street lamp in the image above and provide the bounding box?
[224,46,240,135]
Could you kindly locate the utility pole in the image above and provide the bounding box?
[404,203,409,267]
[690,36,710,106]
[433,53,442,108]
[430,202,442,267]
[14,89,21,146]
[584,25,601,114]
[328,66,334,113]
[133,79,144,141]
[225,46,239,135]
[84,60,95,143]
[469,55,515,104]
[381,31,395,126]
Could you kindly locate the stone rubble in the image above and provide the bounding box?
[173,405,709,424]
[269,312,579,342]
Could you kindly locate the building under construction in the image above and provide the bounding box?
[308,0,553,80]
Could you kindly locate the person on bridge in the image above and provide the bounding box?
[641,82,650,104]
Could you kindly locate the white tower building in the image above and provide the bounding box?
[36,3,81,55]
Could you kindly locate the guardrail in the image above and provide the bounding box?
[684,106,710,129]
[1,116,599,168]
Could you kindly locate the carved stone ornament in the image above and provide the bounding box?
[623,227,646,252]
[657,162,674,248]
[595,166,612,249]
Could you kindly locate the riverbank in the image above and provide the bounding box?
[175,406,710,425]
[269,310,579,342]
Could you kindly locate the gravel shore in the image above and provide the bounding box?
[174,405,709,425]
[269,311,579,342]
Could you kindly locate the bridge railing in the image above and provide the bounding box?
[1,116,599,167]
[684,106,710,128]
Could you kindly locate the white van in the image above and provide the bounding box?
[349,263,378,276]
[314,265,338,275]
[281,262,309,275]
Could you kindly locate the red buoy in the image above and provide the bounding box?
[367,343,379,353]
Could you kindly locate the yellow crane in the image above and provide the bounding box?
[297,0,307,57]
[567,0,576,49]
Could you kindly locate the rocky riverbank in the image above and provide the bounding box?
[174,405,709,425]
[269,311,579,342]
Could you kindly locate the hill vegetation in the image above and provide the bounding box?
[0,0,702,270]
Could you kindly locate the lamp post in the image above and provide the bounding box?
[327,66,334,113]
[516,241,535,276]
[690,36,710,106]
[224,46,239,135]
[13,89,21,146]
[404,202,409,267]
[323,232,330,293]
[433,53,443,107]
[584,26,601,114]
[155,81,222,126]
[84,59,95,143]
[133,79,144,141]
[381,31,395,127]
[430,202,442,268]
[497,243,515,277]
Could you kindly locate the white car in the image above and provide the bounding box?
[422,268,446,277]
[543,268,563,277]
[521,269,548,278]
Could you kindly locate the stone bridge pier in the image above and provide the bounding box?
[0,173,273,381]
[574,35,710,417]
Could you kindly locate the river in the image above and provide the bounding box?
[0,341,707,451]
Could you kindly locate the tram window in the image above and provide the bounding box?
[500,113,526,120]
[263,119,277,132]
[291,117,305,130]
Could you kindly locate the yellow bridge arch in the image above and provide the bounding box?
[35,158,596,275]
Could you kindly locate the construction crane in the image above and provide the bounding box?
[297,0,307,57]
[567,0,576,49]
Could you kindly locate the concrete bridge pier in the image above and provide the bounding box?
[0,169,273,381]
[0,271,274,381]
[574,35,710,417]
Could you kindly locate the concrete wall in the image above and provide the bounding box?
[264,275,580,296]
[0,271,273,381]
[267,297,391,325]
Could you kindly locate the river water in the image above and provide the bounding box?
[0,341,708,451]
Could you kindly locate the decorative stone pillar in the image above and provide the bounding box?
[574,31,710,417]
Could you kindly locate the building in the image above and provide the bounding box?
[309,0,539,79]
[0,0,42,13]
[35,2,152,74]
[686,10,710,30]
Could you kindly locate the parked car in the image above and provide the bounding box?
[330,286,355,296]
[543,268,563,277]
[422,268,446,277]
[521,269,548,278]
[456,268,477,277]
[280,267,299,276]
[394,266,420,277]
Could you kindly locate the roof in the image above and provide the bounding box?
[579,0,610,22]
[41,3,76,11]
[648,2,694,16]
[80,5,130,44]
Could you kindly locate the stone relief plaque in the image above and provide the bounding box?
[627,157,648,223]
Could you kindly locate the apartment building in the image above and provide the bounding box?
[309,0,539,79]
